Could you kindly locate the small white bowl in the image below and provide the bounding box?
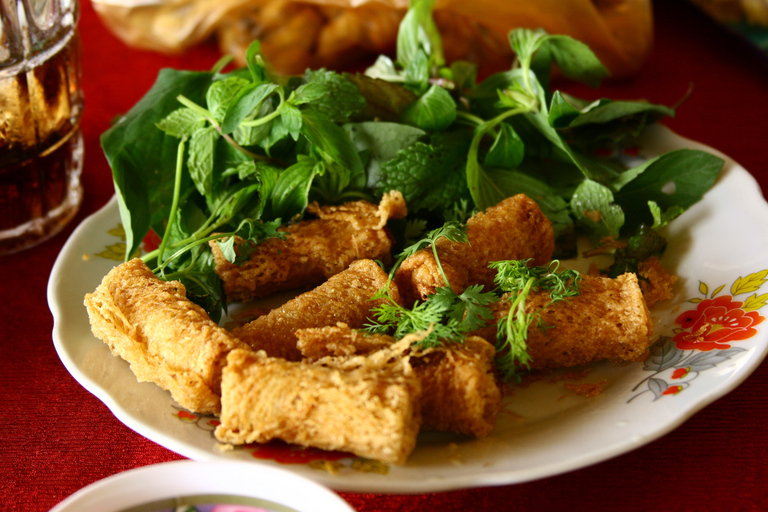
[50,460,356,512]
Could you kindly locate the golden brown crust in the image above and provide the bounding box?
[410,336,502,437]
[394,194,555,306]
[83,258,248,414]
[296,322,395,360]
[482,273,654,370]
[211,190,407,302]
[637,256,678,308]
[214,347,422,465]
[231,259,399,361]
[296,324,502,438]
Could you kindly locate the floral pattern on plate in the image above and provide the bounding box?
[630,270,767,402]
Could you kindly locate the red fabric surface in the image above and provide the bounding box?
[2,0,768,510]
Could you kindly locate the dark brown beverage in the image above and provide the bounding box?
[0,3,83,255]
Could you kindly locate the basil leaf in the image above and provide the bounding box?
[101,68,214,259]
[543,34,609,87]
[484,123,524,169]
[300,109,366,193]
[614,149,724,231]
[270,157,322,219]
[187,126,219,197]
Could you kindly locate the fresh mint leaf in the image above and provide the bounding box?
[300,69,366,123]
[206,76,251,123]
[570,179,625,240]
[404,48,430,95]
[401,84,457,131]
[233,100,274,146]
[221,83,280,135]
[377,131,472,213]
[156,107,206,138]
[343,121,425,188]
[280,102,303,141]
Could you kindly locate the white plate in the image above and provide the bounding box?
[48,124,768,493]
[49,460,355,512]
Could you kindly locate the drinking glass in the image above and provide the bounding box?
[0,0,83,255]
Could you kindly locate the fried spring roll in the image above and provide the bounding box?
[394,194,554,306]
[211,190,407,302]
[83,259,247,414]
[296,325,502,438]
[231,259,399,361]
[476,272,654,370]
[214,346,422,465]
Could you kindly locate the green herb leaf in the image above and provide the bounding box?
[401,84,457,131]
[101,69,215,258]
[187,126,220,198]
[570,179,625,241]
[484,122,525,169]
[376,131,472,213]
[613,149,724,231]
[156,107,207,138]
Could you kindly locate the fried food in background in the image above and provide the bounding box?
[689,0,768,25]
[83,258,247,414]
[297,324,503,438]
[474,272,654,370]
[395,194,555,307]
[210,190,406,302]
[231,259,399,360]
[214,344,422,464]
[91,0,654,79]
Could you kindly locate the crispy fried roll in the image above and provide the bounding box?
[296,325,502,438]
[211,190,407,302]
[231,259,399,361]
[296,322,395,360]
[394,194,555,306]
[409,336,502,437]
[83,258,247,414]
[214,346,422,465]
[477,272,654,370]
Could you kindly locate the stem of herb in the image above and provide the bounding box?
[154,136,187,275]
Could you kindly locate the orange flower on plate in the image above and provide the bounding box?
[673,295,765,351]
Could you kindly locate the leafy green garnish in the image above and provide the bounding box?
[491,259,582,381]
[366,222,496,348]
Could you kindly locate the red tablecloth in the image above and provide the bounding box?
[2,1,768,510]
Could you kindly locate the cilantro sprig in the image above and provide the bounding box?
[366,222,496,348]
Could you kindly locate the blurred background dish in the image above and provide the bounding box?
[88,0,654,78]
